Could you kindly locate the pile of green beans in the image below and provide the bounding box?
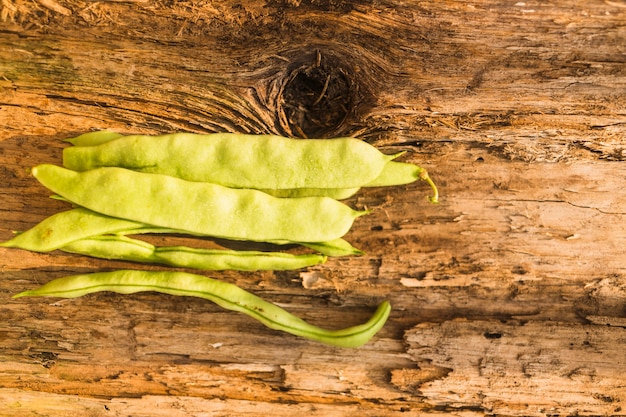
[4,131,439,347]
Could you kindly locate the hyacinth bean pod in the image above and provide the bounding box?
[62,235,156,263]
[32,165,367,243]
[261,161,439,201]
[0,207,144,252]
[62,235,327,271]
[113,229,363,257]
[0,207,363,258]
[13,270,391,348]
[64,130,124,146]
[155,245,326,271]
[62,131,439,201]
[62,133,399,189]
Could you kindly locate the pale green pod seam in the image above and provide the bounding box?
[62,235,327,271]
[13,270,391,348]
[261,187,360,200]
[32,165,366,243]
[62,133,397,189]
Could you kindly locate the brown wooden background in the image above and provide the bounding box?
[1,1,625,416]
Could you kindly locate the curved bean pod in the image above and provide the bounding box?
[62,235,327,271]
[13,270,391,348]
[32,165,367,243]
[62,133,398,189]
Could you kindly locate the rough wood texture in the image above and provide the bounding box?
[1,1,625,416]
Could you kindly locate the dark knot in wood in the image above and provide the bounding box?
[274,47,376,138]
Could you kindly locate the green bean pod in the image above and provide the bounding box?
[63,131,438,201]
[114,229,363,257]
[62,235,327,271]
[1,207,363,257]
[364,161,439,203]
[0,207,144,252]
[64,130,124,146]
[62,235,156,262]
[261,161,438,202]
[13,270,391,348]
[62,133,398,190]
[32,165,367,243]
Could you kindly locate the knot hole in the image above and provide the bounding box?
[276,49,374,138]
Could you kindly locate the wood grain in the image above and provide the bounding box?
[1,1,625,415]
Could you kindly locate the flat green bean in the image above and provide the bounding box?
[13,270,391,348]
[1,207,363,257]
[261,161,438,201]
[64,130,124,146]
[264,161,439,201]
[62,234,328,271]
[63,131,438,201]
[32,165,367,243]
[62,235,156,263]
[155,245,326,271]
[0,207,144,252]
[62,133,398,190]
[113,229,363,257]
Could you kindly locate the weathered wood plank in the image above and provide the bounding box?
[1,0,625,416]
[403,320,626,416]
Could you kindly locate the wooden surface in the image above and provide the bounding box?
[1,1,626,416]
